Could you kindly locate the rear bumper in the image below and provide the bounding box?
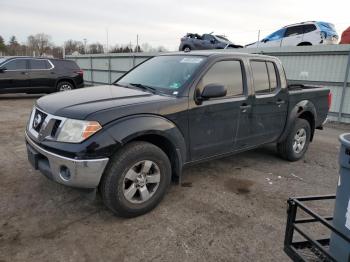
[77,82,84,89]
[25,132,109,188]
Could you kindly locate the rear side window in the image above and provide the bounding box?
[199,60,244,97]
[251,61,279,94]
[29,59,50,70]
[284,25,304,37]
[266,62,278,91]
[52,60,79,70]
[303,24,317,34]
[4,59,27,70]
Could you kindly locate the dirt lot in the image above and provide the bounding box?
[0,94,347,262]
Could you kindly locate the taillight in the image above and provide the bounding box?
[75,69,84,76]
[328,92,332,110]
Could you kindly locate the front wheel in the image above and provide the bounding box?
[100,141,172,217]
[277,118,311,161]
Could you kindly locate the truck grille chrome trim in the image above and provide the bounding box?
[28,107,66,142]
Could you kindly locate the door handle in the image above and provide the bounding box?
[276,100,285,105]
[240,104,251,112]
[21,72,28,75]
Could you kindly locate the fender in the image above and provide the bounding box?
[105,114,187,181]
[278,100,317,143]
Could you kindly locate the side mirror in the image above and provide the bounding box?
[0,67,6,73]
[201,84,227,99]
[210,39,216,44]
[262,39,269,43]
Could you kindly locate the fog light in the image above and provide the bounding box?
[59,165,71,181]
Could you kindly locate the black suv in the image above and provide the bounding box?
[0,57,84,94]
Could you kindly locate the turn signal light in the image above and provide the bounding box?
[82,121,102,139]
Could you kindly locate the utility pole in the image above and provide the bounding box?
[83,38,87,54]
[136,34,139,52]
[106,28,109,54]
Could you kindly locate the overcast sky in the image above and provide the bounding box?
[1,0,349,50]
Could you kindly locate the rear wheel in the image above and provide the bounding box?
[277,118,311,161]
[57,81,74,92]
[100,141,172,217]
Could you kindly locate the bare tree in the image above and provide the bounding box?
[7,36,21,56]
[27,33,52,56]
[88,43,104,54]
[141,43,168,53]
[64,40,85,55]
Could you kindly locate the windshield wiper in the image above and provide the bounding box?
[128,83,157,93]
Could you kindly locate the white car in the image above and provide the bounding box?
[246,21,339,48]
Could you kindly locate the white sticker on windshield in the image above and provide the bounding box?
[180,58,203,64]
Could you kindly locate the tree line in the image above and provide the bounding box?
[0,33,168,58]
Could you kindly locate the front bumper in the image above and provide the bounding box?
[25,132,109,188]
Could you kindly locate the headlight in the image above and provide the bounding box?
[57,119,102,143]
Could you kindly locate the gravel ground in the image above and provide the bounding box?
[0,94,347,262]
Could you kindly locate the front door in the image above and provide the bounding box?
[260,28,285,48]
[0,59,30,92]
[237,60,288,148]
[189,59,247,160]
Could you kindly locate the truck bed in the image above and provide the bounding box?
[288,84,330,128]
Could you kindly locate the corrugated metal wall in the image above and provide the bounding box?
[67,45,350,123]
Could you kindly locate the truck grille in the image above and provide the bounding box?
[28,107,66,141]
[32,109,47,133]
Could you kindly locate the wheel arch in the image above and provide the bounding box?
[106,115,187,183]
[278,100,317,142]
[297,42,312,46]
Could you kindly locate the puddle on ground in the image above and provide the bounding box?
[181,182,193,187]
[225,178,254,194]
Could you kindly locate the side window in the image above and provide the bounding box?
[29,59,48,70]
[267,29,285,41]
[284,25,304,37]
[4,59,27,70]
[251,61,270,94]
[198,60,244,97]
[203,34,215,42]
[303,24,317,34]
[266,62,278,91]
[251,61,279,94]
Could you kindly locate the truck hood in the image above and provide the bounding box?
[36,85,173,121]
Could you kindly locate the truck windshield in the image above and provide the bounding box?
[0,58,6,65]
[116,55,206,95]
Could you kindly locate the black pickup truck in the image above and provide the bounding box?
[25,52,331,217]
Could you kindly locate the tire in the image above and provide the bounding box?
[100,141,172,217]
[277,118,311,162]
[183,46,191,52]
[56,81,74,92]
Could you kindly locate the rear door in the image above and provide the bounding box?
[28,59,55,92]
[301,24,318,44]
[188,59,248,160]
[0,59,30,92]
[236,60,288,148]
[281,25,304,46]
